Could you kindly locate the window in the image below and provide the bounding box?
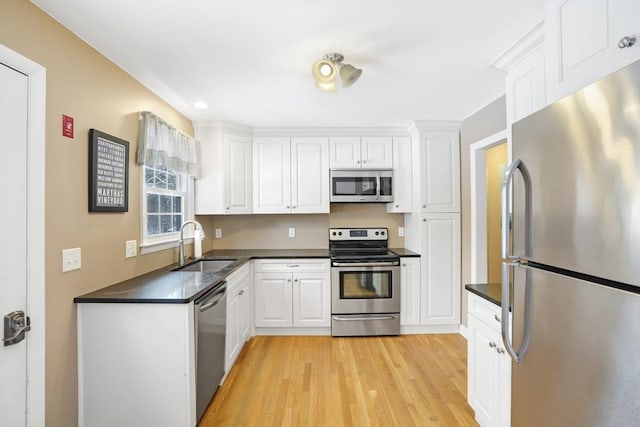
[141,165,194,250]
[136,111,200,253]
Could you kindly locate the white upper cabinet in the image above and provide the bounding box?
[386,136,413,213]
[253,136,329,214]
[194,123,252,215]
[223,133,253,213]
[329,136,392,169]
[492,22,546,129]
[329,136,360,168]
[410,122,461,213]
[253,137,291,213]
[291,137,330,213]
[545,0,640,103]
[360,137,393,168]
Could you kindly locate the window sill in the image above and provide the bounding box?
[140,237,193,255]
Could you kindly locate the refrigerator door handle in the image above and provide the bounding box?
[501,158,532,259]
[501,261,532,363]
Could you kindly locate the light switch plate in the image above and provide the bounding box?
[288,227,295,238]
[215,228,222,239]
[125,240,137,258]
[62,247,81,272]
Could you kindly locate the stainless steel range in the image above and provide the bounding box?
[329,228,400,336]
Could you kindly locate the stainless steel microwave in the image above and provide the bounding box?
[330,169,393,202]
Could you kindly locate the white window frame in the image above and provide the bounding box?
[140,165,195,255]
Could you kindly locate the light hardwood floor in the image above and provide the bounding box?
[199,334,479,426]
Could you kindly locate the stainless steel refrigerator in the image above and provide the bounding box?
[501,59,640,427]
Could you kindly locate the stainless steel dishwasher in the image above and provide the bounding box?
[194,281,227,422]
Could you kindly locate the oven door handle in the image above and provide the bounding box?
[333,315,400,321]
[332,261,399,267]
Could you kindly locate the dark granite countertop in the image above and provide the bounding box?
[390,248,420,257]
[465,283,503,307]
[74,249,330,304]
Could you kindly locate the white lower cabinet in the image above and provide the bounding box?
[400,257,421,325]
[77,303,197,427]
[254,259,331,330]
[225,262,252,372]
[467,291,511,427]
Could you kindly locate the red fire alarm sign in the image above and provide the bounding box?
[62,114,74,138]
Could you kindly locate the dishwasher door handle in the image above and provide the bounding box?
[198,283,227,312]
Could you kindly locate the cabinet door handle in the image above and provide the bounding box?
[618,35,636,49]
[422,204,426,208]
[286,205,290,209]
[294,279,298,282]
[288,279,291,282]
[292,206,296,209]
[226,206,230,210]
[489,341,497,348]
[356,160,361,164]
[238,290,244,296]
[362,160,367,164]
[494,314,501,323]
[497,348,506,354]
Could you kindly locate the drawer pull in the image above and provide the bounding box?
[494,314,501,323]
[286,264,300,268]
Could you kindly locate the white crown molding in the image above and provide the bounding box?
[491,21,544,71]
[252,126,409,137]
[408,120,462,134]
[192,120,253,135]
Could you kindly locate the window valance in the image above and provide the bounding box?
[136,111,200,177]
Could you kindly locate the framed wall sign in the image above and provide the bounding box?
[89,129,129,212]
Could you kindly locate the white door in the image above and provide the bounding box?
[252,137,291,213]
[360,136,392,168]
[292,273,330,327]
[223,133,252,214]
[254,273,292,327]
[290,137,329,214]
[0,46,45,427]
[0,62,29,426]
[329,136,360,169]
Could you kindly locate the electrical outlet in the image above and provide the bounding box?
[288,227,296,238]
[215,228,222,239]
[125,240,137,258]
[398,227,405,237]
[62,247,82,272]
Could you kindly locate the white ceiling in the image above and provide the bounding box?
[32,0,544,128]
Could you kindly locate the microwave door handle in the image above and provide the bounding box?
[376,175,380,200]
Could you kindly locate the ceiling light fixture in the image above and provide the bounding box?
[193,101,208,110]
[312,53,362,92]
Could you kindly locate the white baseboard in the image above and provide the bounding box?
[254,327,331,336]
[399,324,460,335]
[459,324,469,340]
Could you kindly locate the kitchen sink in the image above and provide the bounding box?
[173,259,236,273]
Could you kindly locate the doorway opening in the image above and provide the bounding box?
[470,130,509,283]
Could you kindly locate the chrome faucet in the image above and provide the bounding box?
[178,220,204,266]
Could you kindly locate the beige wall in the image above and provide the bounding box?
[486,143,508,283]
[459,96,507,326]
[200,204,404,250]
[1,2,194,426]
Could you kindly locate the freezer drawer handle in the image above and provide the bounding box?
[501,158,532,259]
[501,261,532,364]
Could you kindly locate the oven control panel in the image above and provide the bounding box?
[329,228,388,241]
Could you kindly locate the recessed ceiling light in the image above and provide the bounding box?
[193,101,208,110]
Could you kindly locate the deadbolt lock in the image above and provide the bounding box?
[3,311,31,346]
